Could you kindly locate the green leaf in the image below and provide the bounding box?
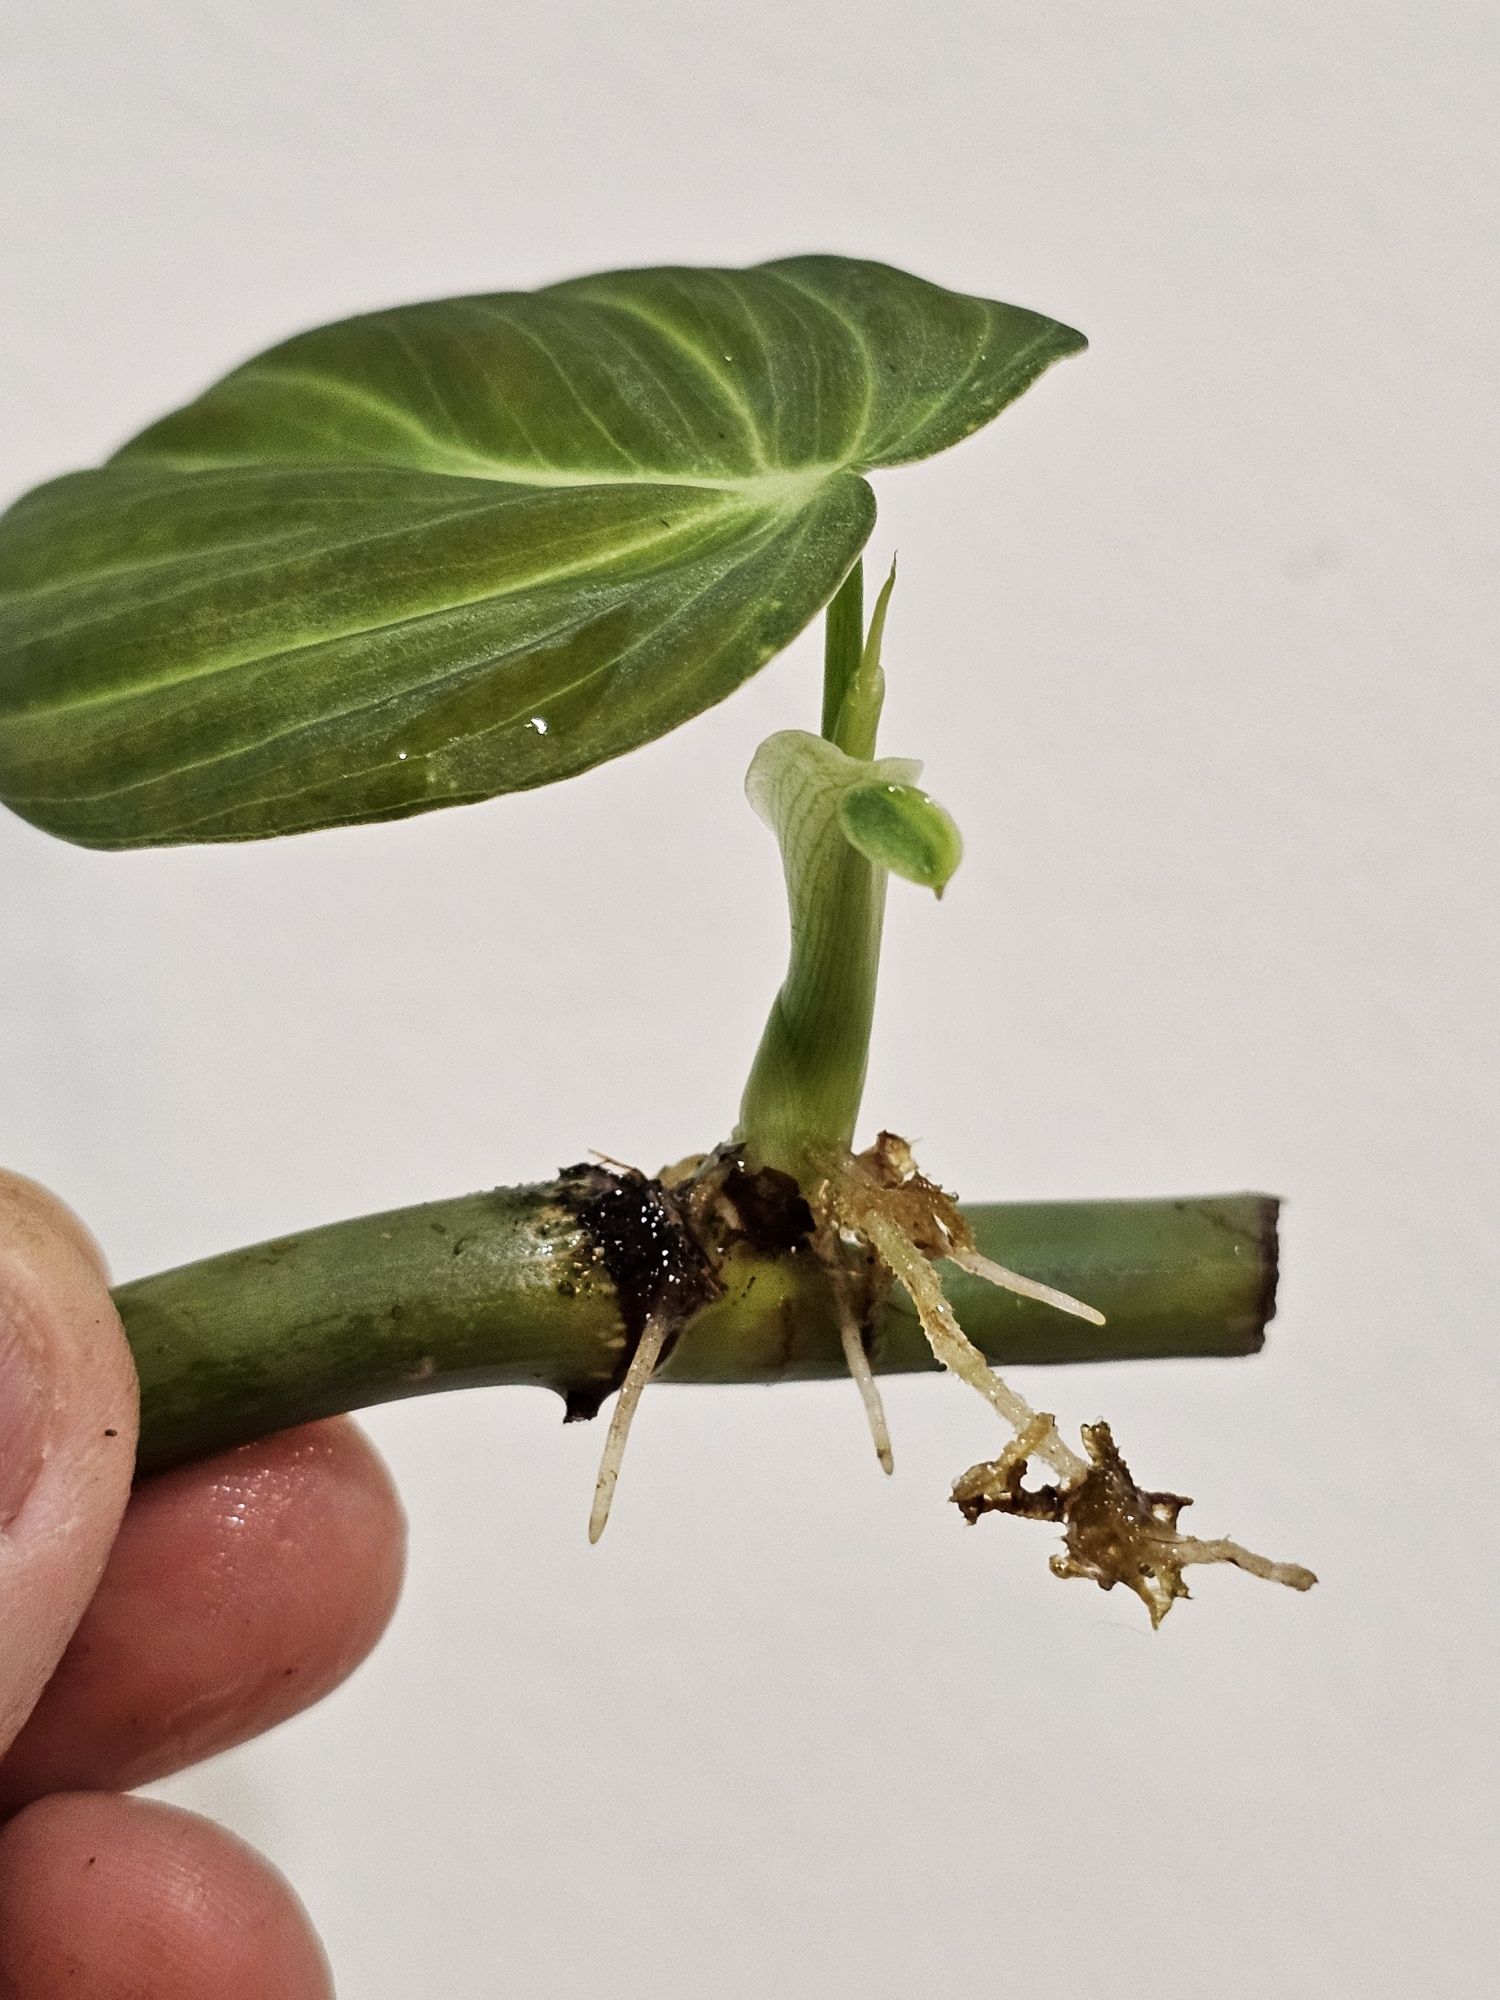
[0,257,1083,848]
[838,778,963,896]
[744,729,962,918]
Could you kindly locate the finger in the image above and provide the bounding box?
[0,1793,333,1998]
[0,1420,405,1811]
[0,1171,112,1285]
[0,1174,138,1760]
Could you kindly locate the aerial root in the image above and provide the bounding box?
[823,1242,894,1473]
[859,1209,1087,1483]
[808,1131,1314,1625]
[953,1420,1318,1627]
[584,1135,1314,1623]
[946,1244,1105,1326]
[811,1131,1088,1485]
[1170,1535,1320,1593]
[589,1309,671,1543]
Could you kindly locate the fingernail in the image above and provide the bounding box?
[0,1290,48,1530]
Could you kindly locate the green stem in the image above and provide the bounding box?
[819,558,866,742]
[827,558,893,761]
[737,560,897,1174]
[115,1186,1279,1479]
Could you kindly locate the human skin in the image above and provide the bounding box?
[0,1170,406,1998]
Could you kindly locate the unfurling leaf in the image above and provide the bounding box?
[746,729,962,902]
[0,258,1083,848]
[838,779,963,896]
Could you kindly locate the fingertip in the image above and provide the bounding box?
[0,1793,334,1998]
[0,1176,137,1760]
[1,1419,406,1807]
[0,1172,113,1286]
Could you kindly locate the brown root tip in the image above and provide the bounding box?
[953,1420,1315,1629]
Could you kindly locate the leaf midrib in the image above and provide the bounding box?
[146,365,847,498]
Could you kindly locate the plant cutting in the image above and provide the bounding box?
[0,255,1313,1624]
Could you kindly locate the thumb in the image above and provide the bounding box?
[0,1172,138,1763]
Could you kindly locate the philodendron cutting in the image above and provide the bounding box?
[0,256,1313,1624]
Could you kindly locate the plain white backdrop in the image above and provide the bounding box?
[2,3,1496,1994]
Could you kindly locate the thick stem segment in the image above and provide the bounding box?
[114,1183,1279,1479]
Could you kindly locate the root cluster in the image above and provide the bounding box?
[586,1134,1315,1625]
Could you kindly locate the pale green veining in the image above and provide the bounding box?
[0,258,1083,848]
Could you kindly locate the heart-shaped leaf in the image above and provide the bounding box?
[0,257,1083,848]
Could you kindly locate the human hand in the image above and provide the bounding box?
[0,1171,405,1996]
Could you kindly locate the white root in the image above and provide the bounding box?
[583,1136,1313,1623]
[827,1256,895,1474]
[947,1244,1106,1327]
[1173,1535,1318,1592]
[588,1310,672,1544]
[860,1210,1087,1486]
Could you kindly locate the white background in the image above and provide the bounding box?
[2,4,1496,1994]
